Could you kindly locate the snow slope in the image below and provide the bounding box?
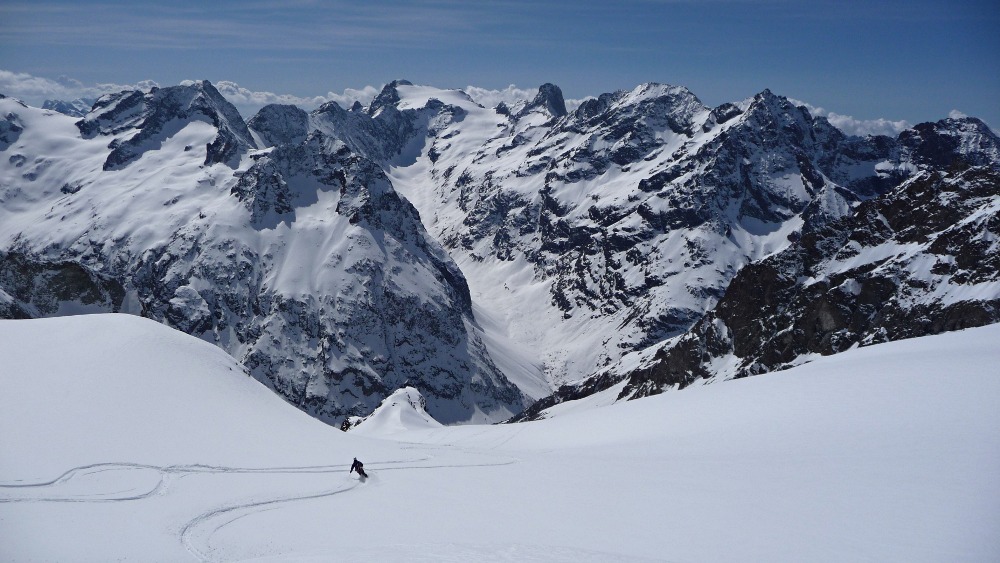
[2,315,999,562]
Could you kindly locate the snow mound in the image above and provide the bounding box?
[349,386,444,436]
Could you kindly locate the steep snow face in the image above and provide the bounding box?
[0,84,526,425]
[3,315,999,562]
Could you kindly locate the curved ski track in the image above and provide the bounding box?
[0,448,520,562]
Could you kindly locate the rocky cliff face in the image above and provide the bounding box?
[0,81,524,424]
[76,81,256,169]
[511,116,1000,419]
[618,159,999,399]
[325,80,976,390]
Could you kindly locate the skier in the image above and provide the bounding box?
[350,457,368,478]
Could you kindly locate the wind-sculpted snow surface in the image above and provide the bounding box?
[2,315,999,561]
[0,83,524,424]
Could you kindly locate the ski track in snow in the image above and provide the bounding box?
[0,449,520,562]
[178,478,362,563]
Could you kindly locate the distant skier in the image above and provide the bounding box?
[350,457,368,478]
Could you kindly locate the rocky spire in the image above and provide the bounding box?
[519,83,567,118]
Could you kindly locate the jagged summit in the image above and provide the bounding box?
[622,82,698,104]
[246,103,309,147]
[368,79,414,115]
[898,116,1000,169]
[744,87,811,121]
[518,82,567,118]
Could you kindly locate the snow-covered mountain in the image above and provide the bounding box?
[619,160,1000,397]
[508,114,1000,417]
[0,83,525,424]
[41,97,97,118]
[293,80,998,414]
[3,79,999,425]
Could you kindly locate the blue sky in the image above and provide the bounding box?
[1,0,997,132]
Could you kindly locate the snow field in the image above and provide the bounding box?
[2,314,999,561]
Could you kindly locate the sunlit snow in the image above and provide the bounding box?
[2,314,998,562]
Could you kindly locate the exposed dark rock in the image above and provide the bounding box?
[367,79,413,115]
[0,251,127,318]
[0,111,23,151]
[248,104,309,147]
[618,163,1000,399]
[520,83,568,118]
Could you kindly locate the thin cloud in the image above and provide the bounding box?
[0,69,379,118]
[0,69,157,104]
[211,81,380,116]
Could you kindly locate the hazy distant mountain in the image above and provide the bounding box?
[41,97,97,118]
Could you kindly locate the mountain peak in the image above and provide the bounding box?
[520,82,567,118]
[42,97,97,118]
[749,87,791,108]
[77,80,256,170]
[740,88,815,130]
[368,79,414,115]
[629,82,690,99]
[899,115,1000,169]
[247,104,309,147]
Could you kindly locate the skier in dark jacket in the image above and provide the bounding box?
[350,457,368,478]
